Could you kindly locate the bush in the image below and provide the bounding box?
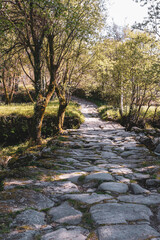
[0,114,81,146]
[1,91,35,103]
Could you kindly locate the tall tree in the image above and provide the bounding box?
[134,0,160,37]
[1,0,104,143]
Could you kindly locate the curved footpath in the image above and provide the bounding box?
[0,98,160,240]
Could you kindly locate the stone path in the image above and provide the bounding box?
[1,98,160,240]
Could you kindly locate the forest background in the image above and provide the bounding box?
[0,0,159,150]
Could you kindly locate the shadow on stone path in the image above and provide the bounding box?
[0,98,160,240]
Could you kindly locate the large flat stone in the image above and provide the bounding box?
[130,183,150,194]
[62,193,113,204]
[118,194,160,205]
[85,172,114,182]
[48,202,82,224]
[41,227,89,240]
[125,173,150,180]
[42,181,79,194]
[98,182,128,193]
[0,189,54,213]
[11,209,45,228]
[98,225,160,240]
[101,152,120,159]
[90,203,152,225]
[109,167,132,174]
[5,230,36,240]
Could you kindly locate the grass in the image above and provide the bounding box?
[98,105,120,121]
[0,100,83,120]
[98,104,160,122]
[0,99,84,121]
[0,99,84,161]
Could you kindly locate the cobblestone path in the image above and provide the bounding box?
[0,98,160,240]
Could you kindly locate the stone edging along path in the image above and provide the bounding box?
[0,98,160,240]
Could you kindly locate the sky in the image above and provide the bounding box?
[107,0,148,27]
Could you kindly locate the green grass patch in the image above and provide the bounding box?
[98,105,120,121]
[0,99,84,147]
[0,99,84,120]
[98,104,160,125]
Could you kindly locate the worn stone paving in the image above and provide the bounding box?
[1,98,160,240]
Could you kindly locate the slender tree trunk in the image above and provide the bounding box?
[31,46,44,143]
[31,37,57,143]
[119,83,124,117]
[2,68,10,104]
[55,85,68,133]
[153,105,158,122]
[57,100,67,132]
[32,94,47,144]
[22,79,34,103]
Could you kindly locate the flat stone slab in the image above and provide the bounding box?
[125,173,150,180]
[11,209,45,228]
[85,172,114,182]
[83,166,103,172]
[0,189,54,213]
[98,182,128,193]
[5,230,36,240]
[109,167,132,174]
[57,172,86,180]
[118,194,160,205]
[101,152,119,159]
[98,225,160,240]
[62,193,113,204]
[41,227,89,240]
[48,201,82,224]
[90,203,152,224]
[115,175,130,183]
[130,183,150,194]
[42,181,79,194]
[146,179,160,187]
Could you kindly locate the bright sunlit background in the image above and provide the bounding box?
[107,0,148,27]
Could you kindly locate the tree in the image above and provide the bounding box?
[134,0,160,37]
[85,29,160,128]
[1,0,104,144]
[55,41,93,132]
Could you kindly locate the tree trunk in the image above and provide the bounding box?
[32,94,48,144]
[119,83,124,117]
[2,68,10,104]
[57,100,67,133]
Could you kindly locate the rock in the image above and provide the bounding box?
[11,209,45,228]
[42,181,79,195]
[109,167,132,174]
[41,227,89,240]
[118,194,160,205]
[85,172,114,182]
[6,230,36,240]
[90,203,152,225]
[139,136,155,150]
[157,207,160,223]
[98,182,128,193]
[48,202,82,224]
[131,126,143,133]
[83,166,103,172]
[125,173,150,180]
[98,225,160,240]
[0,189,54,213]
[115,175,130,183]
[146,179,160,187]
[62,193,113,204]
[155,143,160,154]
[130,183,150,194]
[101,152,120,159]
